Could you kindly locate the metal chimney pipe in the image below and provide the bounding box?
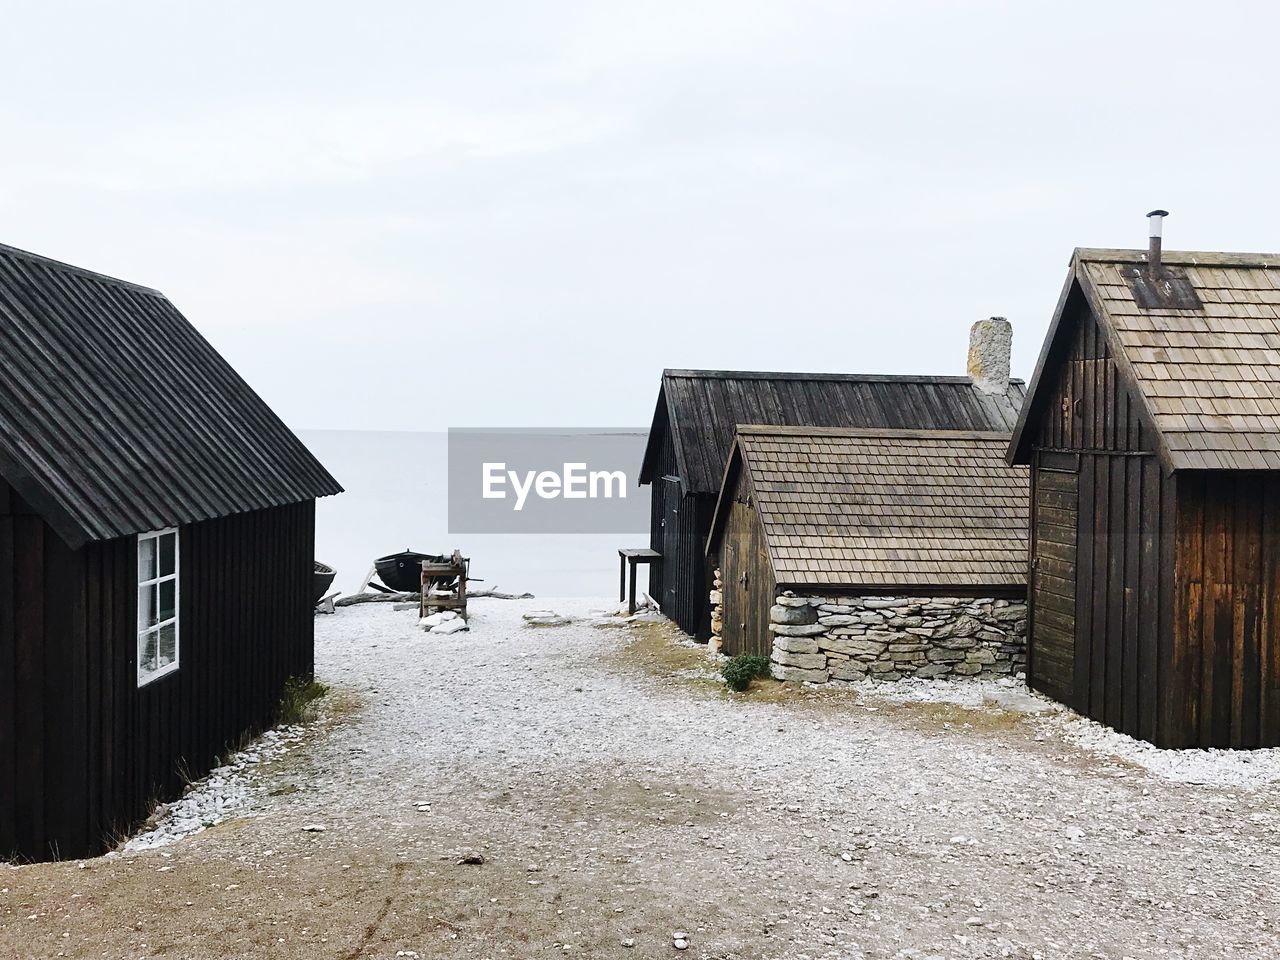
[1147,209,1168,277]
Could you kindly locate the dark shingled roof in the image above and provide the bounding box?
[1011,248,1280,470]
[0,242,342,547]
[710,427,1028,592]
[640,369,1026,496]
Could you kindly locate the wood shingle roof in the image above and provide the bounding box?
[1012,248,1280,470]
[0,243,342,547]
[640,369,1027,496]
[714,427,1028,591]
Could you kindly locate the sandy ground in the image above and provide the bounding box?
[3,598,1280,960]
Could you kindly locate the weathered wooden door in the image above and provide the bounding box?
[720,498,772,657]
[720,513,745,655]
[1030,459,1079,706]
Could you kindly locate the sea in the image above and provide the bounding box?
[299,430,653,599]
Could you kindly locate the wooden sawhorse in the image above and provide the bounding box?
[421,550,469,619]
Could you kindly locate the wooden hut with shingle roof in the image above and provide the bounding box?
[706,427,1029,681]
[1009,240,1280,748]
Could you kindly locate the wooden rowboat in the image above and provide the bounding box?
[374,550,449,593]
[313,561,337,604]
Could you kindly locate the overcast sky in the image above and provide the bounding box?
[2,1,1276,430]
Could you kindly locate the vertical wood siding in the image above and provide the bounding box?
[1029,302,1179,745]
[1028,462,1077,705]
[0,497,315,861]
[646,421,713,639]
[1173,474,1280,748]
[1034,297,1150,454]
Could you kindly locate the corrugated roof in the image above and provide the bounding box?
[640,369,1026,495]
[1011,248,1280,470]
[0,242,342,546]
[715,427,1028,590]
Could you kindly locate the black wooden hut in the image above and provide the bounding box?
[1009,244,1280,748]
[638,361,1027,638]
[0,243,341,861]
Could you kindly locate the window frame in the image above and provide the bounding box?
[136,527,180,687]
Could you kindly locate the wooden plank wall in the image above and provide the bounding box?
[0,479,14,857]
[648,419,714,639]
[1031,302,1177,745]
[647,423,675,617]
[1028,463,1077,705]
[0,485,88,860]
[1035,298,1151,455]
[1,498,315,861]
[1174,474,1280,748]
[1074,452,1176,745]
[102,499,316,853]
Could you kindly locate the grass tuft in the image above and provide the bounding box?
[278,676,330,725]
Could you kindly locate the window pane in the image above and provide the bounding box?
[139,584,157,631]
[158,623,177,668]
[158,579,176,623]
[139,630,159,673]
[159,533,176,577]
[138,537,157,581]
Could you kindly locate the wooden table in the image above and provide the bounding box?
[617,548,661,615]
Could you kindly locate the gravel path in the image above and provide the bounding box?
[4,598,1280,959]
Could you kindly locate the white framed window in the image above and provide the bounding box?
[137,528,179,686]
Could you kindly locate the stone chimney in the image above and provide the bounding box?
[967,317,1012,395]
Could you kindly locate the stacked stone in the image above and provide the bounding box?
[708,568,723,649]
[769,593,1027,684]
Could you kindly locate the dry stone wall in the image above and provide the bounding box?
[770,593,1027,684]
[709,567,723,652]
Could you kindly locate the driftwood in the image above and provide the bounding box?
[469,587,534,600]
[335,591,419,607]
[332,586,532,609]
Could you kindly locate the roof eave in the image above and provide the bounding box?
[637,383,668,487]
[704,439,744,558]
[776,579,1027,599]
[0,446,94,549]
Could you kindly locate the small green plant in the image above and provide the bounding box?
[278,676,330,724]
[721,654,772,692]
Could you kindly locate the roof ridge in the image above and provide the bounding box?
[1074,247,1280,268]
[0,241,165,296]
[662,368,1026,385]
[736,425,1013,441]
